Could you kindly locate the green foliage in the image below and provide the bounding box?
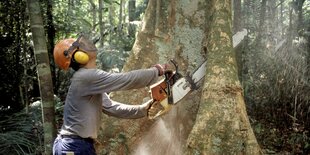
[97,49,130,72]
[244,38,309,127]
[51,0,140,77]
[0,104,43,154]
[243,31,310,155]
[0,0,36,113]
[96,32,134,72]
[54,95,65,130]
[53,0,94,37]
[239,1,310,153]
[0,131,36,155]
[252,121,310,154]
[0,95,65,155]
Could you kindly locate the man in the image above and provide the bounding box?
[52,35,167,155]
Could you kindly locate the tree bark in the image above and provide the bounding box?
[186,1,261,154]
[26,0,56,154]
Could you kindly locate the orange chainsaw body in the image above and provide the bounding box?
[150,78,168,102]
[147,60,181,119]
[150,71,176,101]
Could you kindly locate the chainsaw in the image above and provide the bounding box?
[147,59,206,119]
[146,29,248,119]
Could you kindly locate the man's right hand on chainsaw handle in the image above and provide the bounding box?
[147,60,179,119]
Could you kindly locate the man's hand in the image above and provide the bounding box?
[153,64,170,76]
[141,99,153,110]
[141,99,163,118]
[141,99,154,116]
[147,101,164,118]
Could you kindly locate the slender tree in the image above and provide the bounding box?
[287,1,294,48]
[98,0,104,47]
[294,0,306,34]
[45,0,57,94]
[108,3,114,44]
[128,0,136,22]
[266,0,277,47]
[128,0,136,36]
[26,0,56,154]
[87,0,97,30]
[233,0,242,33]
[280,0,285,37]
[256,0,267,45]
[118,0,123,36]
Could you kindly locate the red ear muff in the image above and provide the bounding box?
[73,51,89,65]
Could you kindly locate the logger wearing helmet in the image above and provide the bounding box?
[52,35,168,155]
[53,35,97,71]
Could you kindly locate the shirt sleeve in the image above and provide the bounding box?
[83,67,159,95]
[101,93,147,119]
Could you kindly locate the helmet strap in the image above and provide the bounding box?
[63,35,83,58]
[70,59,81,71]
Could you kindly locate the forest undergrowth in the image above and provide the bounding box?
[243,36,310,154]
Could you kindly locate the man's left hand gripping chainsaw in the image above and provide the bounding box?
[147,59,206,119]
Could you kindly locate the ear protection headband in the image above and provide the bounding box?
[63,36,89,65]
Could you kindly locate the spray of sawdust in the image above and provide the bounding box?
[133,105,188,155]
[133,119,182,155]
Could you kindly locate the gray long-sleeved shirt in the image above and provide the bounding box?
[60,67,159,139]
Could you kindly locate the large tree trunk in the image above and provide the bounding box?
[26,0,56,154]
[98,0,261,154]
[186,0,261,154]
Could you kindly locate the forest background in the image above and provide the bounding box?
[0,0,309,154]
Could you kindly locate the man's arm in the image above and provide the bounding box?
[101,93,150,119]
[82,67,158,95]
